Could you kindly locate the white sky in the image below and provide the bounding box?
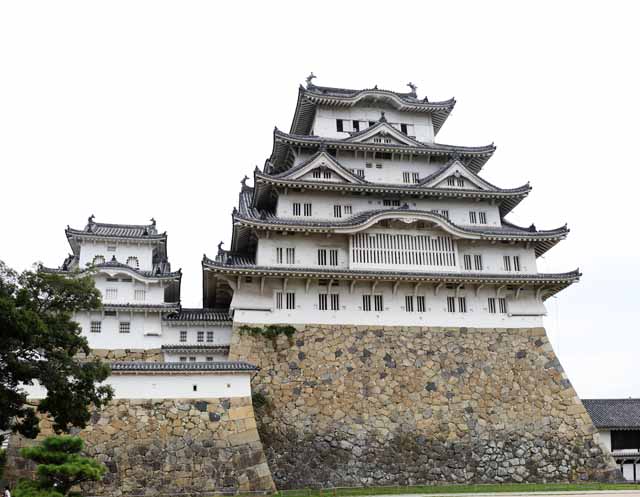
[1,1,638,399]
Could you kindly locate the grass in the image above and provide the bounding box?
[273,482,636,497]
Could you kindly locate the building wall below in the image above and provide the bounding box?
[4,398,275,495]
[229,324,620,488]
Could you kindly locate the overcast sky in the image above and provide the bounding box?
[1,1,638,399]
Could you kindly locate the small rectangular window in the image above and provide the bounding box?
[312,169,321,179]
[499,298,507,314]
[365,162,373,168]
[479,212,487,224]
[383,199,401,207]
[134,289,146,301]
[104,310,116,316]
[458,297,467,313]
[317,249,327,266]
[400,123,408,134]
[334,205,342,218]
[368,121,375,127]
[292,203,301,216]
[376,163,383,169]
[319,293,328,311]
[474,255,483,271]
[107,245,116,252]
[323,170,332,179]
[417,296,426,313]
[106,277,118,282]
[352,169,365,178]
[286,247,295,264]
[329,249,338,266]
[488,298,496,314]
[447,296,456,313]
[330,293,340,311]
[90,321,101,333]
[275,291,283,310]
[179,356,187,362]
[463,255,472,270]
[206,356,214,362]
[276,247,283,264]
[105,288,118,300]
[180,330,187,342]
[207,331,214,343]
[513,255,521,271]
[412,172,420,183]
[405,296,414,312]
[456,177,465,187]
[469,211,477,224]
[197,331,204,343]
[362,295,372,312]
[119,322,130,334]
[344,205,352,215]
[304,203,312,216]
[447,177,456,187]
[286,292,295,310]
[353,120,360,132]
[402,172,411,184]
[374,295,383,312]
[336,119,343,132]
[189,356,196,362]
[504,256,512,272]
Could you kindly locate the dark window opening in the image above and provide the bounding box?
[353,120,360,132]
[336,119,343,132]
[612,430,640,450]
[400,124,408,134]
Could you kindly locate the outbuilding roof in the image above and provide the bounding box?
[583,399,640,430]
[109,361,258,373]
[164,308,233,323]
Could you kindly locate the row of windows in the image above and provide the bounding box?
[179,330,216,343]
[90,321,130,333]
[273,293,508,314]
[402,172,420,184]
[275,248,340,266]
[312,168,333,179]
[92,255,139,268]
[104,288,146,300]
[292,202,313,217]
[336,119,415,136]
[179,356,217,362]
[469,211,487,224]
[447,176,465,187]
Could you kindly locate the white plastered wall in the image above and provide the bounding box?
[78,240,155,271]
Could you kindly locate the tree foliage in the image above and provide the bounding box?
[0,261,113,438]
[14,436,105,497]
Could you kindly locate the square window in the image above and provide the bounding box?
[180,330,187,342]
[119,322,130,334]
[90,321,101,333]
[197,331,204,343]
[207,331,214,343]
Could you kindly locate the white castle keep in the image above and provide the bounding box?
[202,76,576,328]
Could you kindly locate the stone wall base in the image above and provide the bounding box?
[4,397,275,495]
[229,324,621,488]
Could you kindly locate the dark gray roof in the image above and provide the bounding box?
[164,308,232,323]
[66,218,164,239]
[40,260,181,280]
[110,361,258,372]
[270,129,495,175]
[583,399,640,429]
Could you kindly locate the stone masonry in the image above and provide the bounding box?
[229,324,620,488]
[5,397,276,495]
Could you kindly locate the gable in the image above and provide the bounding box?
[344,122,422,147]
[422,159,496,191]
[286,152,364,184]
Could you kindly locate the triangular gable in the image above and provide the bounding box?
[421,159,499,191]
[344,122,424,147]
[283,151,366,184]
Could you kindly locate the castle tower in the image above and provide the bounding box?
[203,78,619,487]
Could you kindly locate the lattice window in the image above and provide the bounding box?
[447,296,456,313]
[412,172,420,183]
[479,212,487,224]
[458,297,467,313]
[362,295,371,312]
[323,170,332,179]
[463,255,472,270]
[180,330,187,342]
[206,357,214,362]
[126,256,139,269]
[405,296,414,312]
[317,249,327,266]
[403,172,411,184]
[330,294,340,311]
[318,294,328,311]
[286,248,295,264]
[180,357,187,362]
[92,255,105,265]
[474,255,483,271]
[374,295,383,312]
[456,177,465,187]
[197,331,204,343]
[312,169,321,179]
[105,288,117,300]
[351,169,365,178]
[382,199,401,207]
[207,331,214,343]
[417,296,426,313]
[329,249,338,266]
[134,289,146,301]
[286,292,295,310]
[119,322,130,334]
[499,298,507,314]
[447,177,456,187]
[275,292,283,310]
[351,233,457,268]
[344,205,352,215]
[189,357,196,362]
[469,211,477,224]
[488,298,496,314]
[276,247,283,264]
[513,256,521,271]
[303,203,312,216]
[90,321,101,333]
[504,256,512,271]
[292,203,301,216]
[334,205,342,218]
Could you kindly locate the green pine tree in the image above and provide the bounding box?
[14,436,105,497]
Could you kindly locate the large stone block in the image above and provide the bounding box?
[229,324,621,489]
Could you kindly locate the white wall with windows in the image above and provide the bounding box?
[257,233,349,269]
[312,105,434,143]
[162,325,232,345]
[78,240,156,271]
[76,310,165,349]
[229,277,546,327]
[164,352,229,363]
[93,274,167,305]
[24,372,252,399]
[276,191,502,227]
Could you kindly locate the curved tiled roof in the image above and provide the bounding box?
[164,308,232,323]
[161,345,231,352]
[40,260,181,280]
[110,361,258,373]
[291,84,456,136]
[66,220,165,240]
[583,399,640,430]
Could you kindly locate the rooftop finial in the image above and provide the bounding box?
[379,111,387,123]
[319,139,327,152]
[407,82,417,96]
[217,241,224,254]
[241,175,249,188]
[150,217,156,227]
[306,72,316,88]
[88,214,95,224]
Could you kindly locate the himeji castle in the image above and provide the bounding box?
[202,76,577,327]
